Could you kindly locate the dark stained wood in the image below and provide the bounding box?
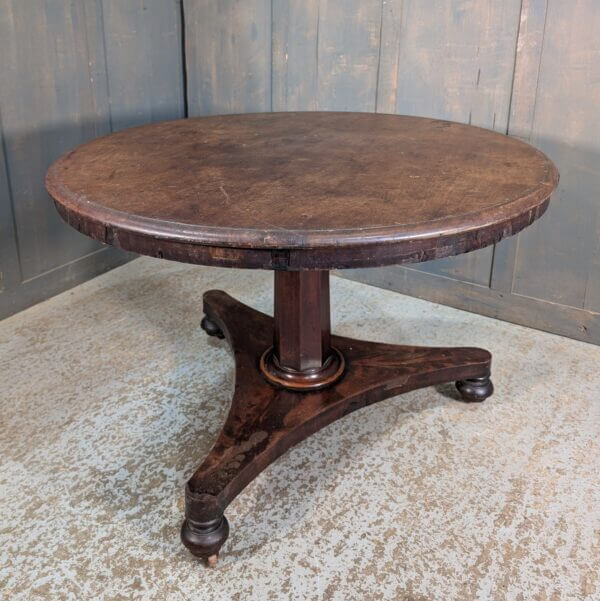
[46,113,558,270]
[181,288,492,562]
[46,201,552,271]
[388,0,523,287]
[273,271,330,371]
[178,1,600,342]
[338,0,600,344]
[455,376,494,402]
[200,315,224,339]
[262,271,344,390]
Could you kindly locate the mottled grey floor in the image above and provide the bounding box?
[1,257,599,601]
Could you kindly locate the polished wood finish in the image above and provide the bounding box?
[456,376,494,402]
[261,271,344,390]
[45,113,557,565]
[274,271,330,371]
[181,288,492,561]
[46,113,557,270]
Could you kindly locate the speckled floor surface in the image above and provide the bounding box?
[1,257,599,601]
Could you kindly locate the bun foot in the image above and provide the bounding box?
[181,515,229,562]
[456,376,494,402]
[201,315,224,339]
[181,487,229,562]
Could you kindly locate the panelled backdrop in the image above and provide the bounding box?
[1,0,599,345]
[0,1,185,317]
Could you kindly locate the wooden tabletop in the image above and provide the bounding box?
[46,112,558,270]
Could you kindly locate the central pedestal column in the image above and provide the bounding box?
[260,271,345,390]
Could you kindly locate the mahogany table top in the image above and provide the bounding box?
[46,112,558,270]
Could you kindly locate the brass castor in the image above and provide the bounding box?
[201,315,224,339]
[456,376,494,402]
[206,554,218,568]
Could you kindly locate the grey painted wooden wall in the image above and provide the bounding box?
[184,0,600,345]
[2,1,599,346]
[0,0,185,319]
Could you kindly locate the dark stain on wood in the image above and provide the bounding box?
[181,287,493,560]
[46,112,557,271]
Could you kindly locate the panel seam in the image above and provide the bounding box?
[0,103,23,283]
[180,0,189,118]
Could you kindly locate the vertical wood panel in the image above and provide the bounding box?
[2,0,597,340]
[394,0,522,128]
[271,0,319,111]
[388,0,522,286]
[510,0,600,310]
[184,0,272,116]
[506,0,548,141]
[586,238,600,313]
[0,109,21,292]
[316,0,382,111]
[490,0,548,292]
[102,0,185,130]
[412,248,494,287]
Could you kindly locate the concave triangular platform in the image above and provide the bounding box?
[181,290,492,565]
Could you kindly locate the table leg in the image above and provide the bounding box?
[182,273,493,565]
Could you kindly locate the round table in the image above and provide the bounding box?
[46,112,558,565]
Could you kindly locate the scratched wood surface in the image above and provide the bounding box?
[0,0,184,319]
[46,112,556,271]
